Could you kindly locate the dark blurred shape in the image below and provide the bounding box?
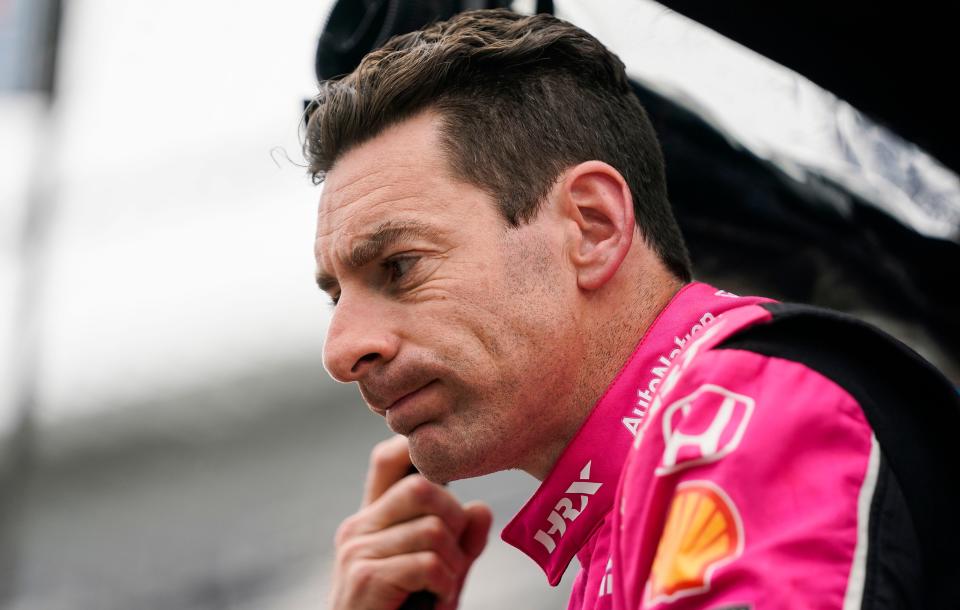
[634,0,960,372]
[314,0,553,81]
[657,1,960,176]
[0,0,62,93]
[633,82,960,373]
[401,590,439,610]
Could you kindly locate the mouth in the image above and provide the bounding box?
[383,380,440,435]
[386,380,435,410]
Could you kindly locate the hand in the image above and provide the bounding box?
[329,435,493,610]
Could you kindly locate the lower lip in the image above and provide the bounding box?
[386,381,438,432]
[388,380,437,410]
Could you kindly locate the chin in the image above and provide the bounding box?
[407,423,498,484]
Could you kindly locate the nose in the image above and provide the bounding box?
[322,294,400,383]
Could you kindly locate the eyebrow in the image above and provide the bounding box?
[316,220,439,291]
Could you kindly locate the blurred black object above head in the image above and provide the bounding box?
[315,0,553,81]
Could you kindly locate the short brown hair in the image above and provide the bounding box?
[304,9,692,281]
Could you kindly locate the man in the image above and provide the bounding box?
[306,9,960,610]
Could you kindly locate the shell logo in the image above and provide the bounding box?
[645,481,744,605]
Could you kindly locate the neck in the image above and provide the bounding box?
[523,265,684,480]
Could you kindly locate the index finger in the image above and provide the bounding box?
[363,435,413,507]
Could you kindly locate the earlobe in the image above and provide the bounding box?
[558,161,636,291]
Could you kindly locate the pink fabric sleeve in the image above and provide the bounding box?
[614,347,879,610]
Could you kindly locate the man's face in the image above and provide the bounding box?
[315,111,581,482]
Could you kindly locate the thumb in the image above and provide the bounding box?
[438,502,492,610]
[362,435,412,507]
[459,501,493,560]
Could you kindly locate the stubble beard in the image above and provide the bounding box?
[406,393,516,484]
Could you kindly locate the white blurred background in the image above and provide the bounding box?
[0,1,572,608]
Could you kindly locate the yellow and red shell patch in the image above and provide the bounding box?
[645,481,743,605]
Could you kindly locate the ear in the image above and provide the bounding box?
[556,161,636,291]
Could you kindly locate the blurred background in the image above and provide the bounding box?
[1,0,957,609]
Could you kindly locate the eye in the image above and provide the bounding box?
[384,256,419,282]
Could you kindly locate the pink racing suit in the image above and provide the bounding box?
[501,281,959,609]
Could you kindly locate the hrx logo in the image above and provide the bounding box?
[534,461,602,553]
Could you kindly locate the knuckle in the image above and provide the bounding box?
[334,514,360,546]
[369,440,396,468]
[419,552,444,578]
[346,559,376,588]
[422,515,447,544]
[406,475,436,503]
[337,536,364,562]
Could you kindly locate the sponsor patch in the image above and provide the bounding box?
[645,481,743,605]
[622,312,719,438]
[656,384,754,476]
[533,461,602,553]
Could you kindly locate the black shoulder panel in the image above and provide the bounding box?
[717,302,960,609]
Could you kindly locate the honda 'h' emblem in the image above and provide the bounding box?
[656,384,754,476]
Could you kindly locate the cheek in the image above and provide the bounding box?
[469,276,570,389]
[417,234,572,391]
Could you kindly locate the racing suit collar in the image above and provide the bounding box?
[500,281,762,585]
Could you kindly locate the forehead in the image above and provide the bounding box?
[315,111,461,245]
